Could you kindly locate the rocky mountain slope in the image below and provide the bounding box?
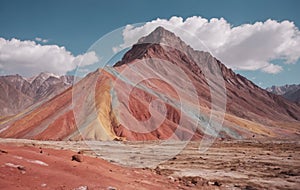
[284,88,300,103]
[0,27,299,140]
[0,72,73,117]
[266,84,300,95]
[267,84,300,103]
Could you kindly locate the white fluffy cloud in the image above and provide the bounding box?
[115,16,300,74]
[35,37,49,43]
[0,38,99,76]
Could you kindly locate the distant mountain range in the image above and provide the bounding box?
[0,72,73,117]
[266,84,300,103]
[0,27,299,140]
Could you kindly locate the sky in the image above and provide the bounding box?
[0,0,299,88]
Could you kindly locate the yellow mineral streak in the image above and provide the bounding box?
[83,73,119,140]
[225,114,275,137]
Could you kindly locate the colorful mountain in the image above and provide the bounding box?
[1,27,299,140]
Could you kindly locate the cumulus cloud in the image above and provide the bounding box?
[115,16,300,74]
[35,37,49,43]
[0,38,99,76]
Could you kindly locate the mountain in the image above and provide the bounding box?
[0,27,299,140]
[266,84,300,95]
[284,88,300,103]
[267,84,300,103]
[0,72,74,117]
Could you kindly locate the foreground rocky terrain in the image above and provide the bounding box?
[0,138,299,190]
[0,139,187,190]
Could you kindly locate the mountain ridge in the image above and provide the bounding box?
[0,72,74,117]
[115,27,300,121]
[0,27,299,141]
[266,84,300,103]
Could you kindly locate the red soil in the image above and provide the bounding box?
[0,144,187,190]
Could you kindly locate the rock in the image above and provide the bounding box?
[71,155,83,162]
[168,176,175,182]
[107,186,117,190]
[154,166,161,175]
[73,186,88,190]
[17,165,26,171]
[41,184,47,187]
[0,149,8,154]
[113,137,122,141]
[213,181,221,186]
[279,170,297,176]
[208,181,222,186]
[17,165,26,174]
[243,185,257,190]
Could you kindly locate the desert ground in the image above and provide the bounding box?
[0,138,299,190]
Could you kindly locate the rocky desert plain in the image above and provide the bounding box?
[0,139,299,190]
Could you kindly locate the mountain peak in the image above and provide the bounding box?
[27,72,60,84]
[38,72,60,79]
[137,26,187,50]
[114,27,184,67]
[138,26,176,42]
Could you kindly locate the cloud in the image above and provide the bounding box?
[35,37,49,43]
[0,38,99,76]
[261,64,283,74]
[115,16,300,74]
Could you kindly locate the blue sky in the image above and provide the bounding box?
[0,0,299,87]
